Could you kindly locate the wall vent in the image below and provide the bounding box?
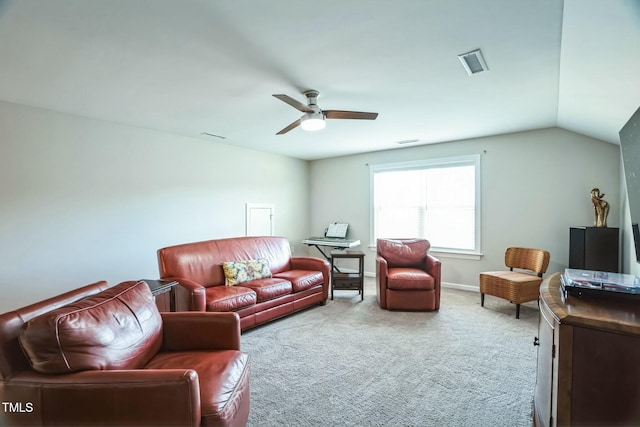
[395,139,419,145]
[201,132,227,139]
[458,49,488,75]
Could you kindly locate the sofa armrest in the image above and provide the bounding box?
[376,255,389,307]
[290,256,331,283]
[426,254,441,287]
[162,276,207,311]
[376,255,388,281]
[161,312,241,351]
[290,256,329,270]
[426,254,441,310]
[3,370,200,426]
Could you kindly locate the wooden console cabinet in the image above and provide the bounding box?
[534,273,640,427]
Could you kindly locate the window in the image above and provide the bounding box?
[370,155,481,255]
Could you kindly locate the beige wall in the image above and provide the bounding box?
[0,100,630,311]
[309,128,622,288]
[0,101,310,312]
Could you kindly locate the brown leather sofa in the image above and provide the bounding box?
[376,238,441,311]
[157,236,331,331]
[0,280,250,427]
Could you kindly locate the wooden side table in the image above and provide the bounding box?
[330,250,365,301]
[143,279,179,312]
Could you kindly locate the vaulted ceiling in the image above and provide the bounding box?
[0,0,638,160]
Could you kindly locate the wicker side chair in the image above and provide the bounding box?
[479,247,550,318]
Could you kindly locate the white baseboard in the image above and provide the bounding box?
[442,282,478,293]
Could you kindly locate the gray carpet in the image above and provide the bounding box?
[241,279,539,427]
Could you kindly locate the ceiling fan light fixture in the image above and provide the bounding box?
[273,90,377,135]
[300,113,326,131]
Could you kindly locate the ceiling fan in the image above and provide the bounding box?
[272,90,378,135]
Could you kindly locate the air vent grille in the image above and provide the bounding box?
[458,49,488,75]
[201,132,226,139]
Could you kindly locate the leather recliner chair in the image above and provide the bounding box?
[376,238,441,311]
[0,280,250,426]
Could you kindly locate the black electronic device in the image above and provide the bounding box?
[560,268,640,300]
[620,105,640,263]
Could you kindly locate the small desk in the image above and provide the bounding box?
[330,250,365,301]
[144,279,179,312]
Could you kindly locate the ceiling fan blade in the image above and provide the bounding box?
[273,94,313,113]
[324,110,379,120]
[276,119,301,135]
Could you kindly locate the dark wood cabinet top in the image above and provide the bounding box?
[541,272,640,336]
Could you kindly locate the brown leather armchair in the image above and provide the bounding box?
[376,238,441,311]
[0,280,250,427]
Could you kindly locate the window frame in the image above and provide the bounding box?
[369,154,482,259]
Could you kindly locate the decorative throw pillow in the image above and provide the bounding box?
[222,258,272,286]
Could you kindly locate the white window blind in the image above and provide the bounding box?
[370,155,481,254]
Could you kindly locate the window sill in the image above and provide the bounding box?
[430,250,482,261]
[367,245,482,261]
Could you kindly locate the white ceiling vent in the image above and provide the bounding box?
[395,138,419,145]
[458,49,488,75]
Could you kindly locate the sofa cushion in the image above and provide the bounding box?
[205,286,257,312]
[19,280,162,374]
[222,258,272,286]
[240,278,293,303]
[387,268,435,291]
[145,350,250,427]
[273,270,324,292]
[378,239,430,267]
